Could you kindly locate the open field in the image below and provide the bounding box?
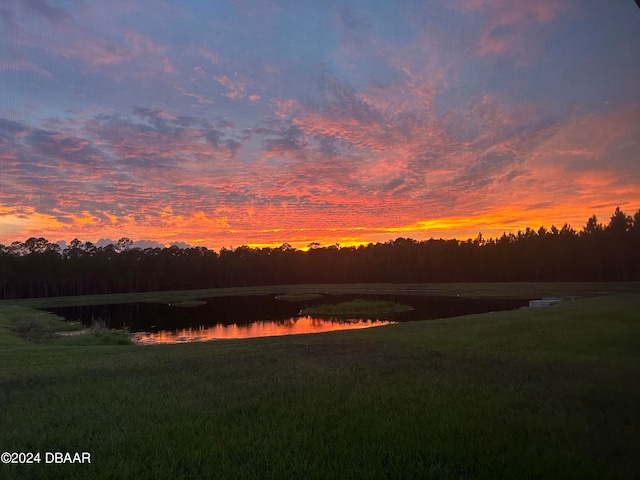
[1,281,638,309]
[1,287,639,479]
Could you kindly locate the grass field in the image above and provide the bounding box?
[1,285,639,479]
[301,299,414,317]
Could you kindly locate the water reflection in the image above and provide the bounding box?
[132,316,394,344]
[46,294,529,345]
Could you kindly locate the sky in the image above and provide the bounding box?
[1,0,639,250]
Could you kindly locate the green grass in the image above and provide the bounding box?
[0,306,83,344]
[0,306,132,347]
[0,289,639,479]
[302,299,413,317]
[275,293,325,302]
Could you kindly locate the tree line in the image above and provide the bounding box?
[1,207,639,299]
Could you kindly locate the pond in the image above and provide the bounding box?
[45,294,529,344]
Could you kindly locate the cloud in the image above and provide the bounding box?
[131,239,165,249]
[214,74,260,101]
[0,55,51,76]
[523,104,640,187]
[182,91,215,106]
[458,0,562,27]
[61,32,167,69]
[23,0,72,26]
[1,1,131,68]
[456,0,565,56]
[1,1,170,76]
[1,1,638,249]
[0,108,250,238]
[0,118,29,134]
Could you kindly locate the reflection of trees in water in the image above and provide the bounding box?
[132,315,395,344]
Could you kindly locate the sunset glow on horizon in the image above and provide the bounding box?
[1,1,639,250]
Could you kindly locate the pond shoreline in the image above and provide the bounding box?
[41,293,531,344]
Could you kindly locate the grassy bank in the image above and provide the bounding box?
[0,306,131,347]
[302,299,414,317]
[1,293,639,479]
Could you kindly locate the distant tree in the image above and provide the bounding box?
[0,245,13,298]
[116,237,133,252]
[607,207,633,235]
[631,210,640,279]
[23,237,54,254]
[579,215,605,280]
[473,232,485,246]
[605,207,634,280]
[633,210,640,231]
[63,238,84,258]
[583,215,603,236]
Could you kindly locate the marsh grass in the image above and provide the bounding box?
[10,317,53,343]
[7,309,83,344]
[275,293,324,302]
[0,306,131,347]
[0,291,639,479]
[302,299,414,317]
[51,329,132,346]
[61,316,132,346]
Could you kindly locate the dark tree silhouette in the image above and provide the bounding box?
[0,207,638,299]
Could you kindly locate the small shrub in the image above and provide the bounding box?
[11,316,55,343]
[90,317,108,333]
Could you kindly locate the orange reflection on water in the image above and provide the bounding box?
[132,316,394,344]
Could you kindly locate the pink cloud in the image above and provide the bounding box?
[62,41,130,66]
[61,32,166,68]
[6,90,635,251]
[0,59,51,77]
[182,91,214,105]
[214,74,260,100]
[199,48,220,64]
[271,99,297,118]
[460,0,561,23]
[1,2,169,72]
[215,75,245,98]
[524,105,640,183]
